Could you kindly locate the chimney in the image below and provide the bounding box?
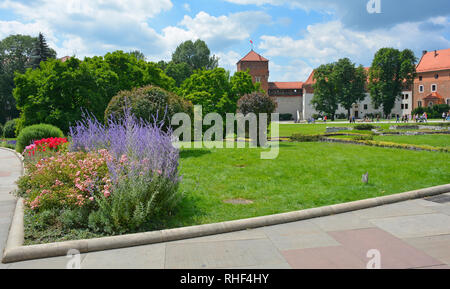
[434,50,438,57]
[422,50,428,56]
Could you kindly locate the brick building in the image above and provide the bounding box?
[237,50,303,120]
[413,48,450,109]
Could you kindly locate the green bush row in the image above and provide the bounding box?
[16,124,64,152]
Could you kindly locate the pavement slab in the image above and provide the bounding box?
[404,234,450,265]
[165,239,287,269]
[370,213,450,239]
[329,228,444,269]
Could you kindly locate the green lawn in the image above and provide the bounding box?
[276,122,449,137]
[161,142,450,229]
[374,134,450,148]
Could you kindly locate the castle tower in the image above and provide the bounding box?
[237,50,270,92]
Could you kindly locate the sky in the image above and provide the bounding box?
[1,0,449,82]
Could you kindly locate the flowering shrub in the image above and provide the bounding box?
[23,137,68,162]
[18,108,181,237]
[18,150,111,211]
[16,123,64,153]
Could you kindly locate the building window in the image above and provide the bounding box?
[255,76,261,82]
[431,84,437,92]
[419,76,423,81]
[435,74,439,79]
[447,99,450,106]
[405,104,408,109]
[401,104,404,109]
[428,101,434,107]
[419,85,424,93]
[418,101,422,107]
[364,104,368,110]
[405,94,409,100]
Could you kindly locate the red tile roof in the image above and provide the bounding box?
[424,92,444,100]
[59,56,71,62]
[416,48,450,73]
[238,50,269,63]
[269,82,303,89]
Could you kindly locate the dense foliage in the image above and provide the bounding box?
[16,123,64,153]
[412,104,450,119]
[0,34,55,123]
[105,85,193,130]
[13,51,175,133]
[18,109,181,237]
[3,118,17,138]
[179,68,260,116]
[369,48,417,117]
[311,58,367,120]
[28,33,56,69]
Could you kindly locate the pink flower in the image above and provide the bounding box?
[103,190,111,198]
[89,197,94,201]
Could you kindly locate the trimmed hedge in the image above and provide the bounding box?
[290,134,324,142]
[354,124,375,131]
[105,85,193,130]
[16,124,64,153]
[3,119,18,138]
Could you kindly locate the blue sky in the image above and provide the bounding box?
[1,0,449,81]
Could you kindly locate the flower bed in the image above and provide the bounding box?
[16,109,182,244]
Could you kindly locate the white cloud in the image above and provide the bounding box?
[259,19,450,69]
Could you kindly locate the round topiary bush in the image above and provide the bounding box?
[3,119,18,138]
[16,124,64,153]
[105,85,193,130]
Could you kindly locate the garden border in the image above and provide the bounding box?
[2,179,450,263]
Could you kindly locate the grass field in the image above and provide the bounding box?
[159,142,450,229]
[276,122,449,137]
[374,134,450,148]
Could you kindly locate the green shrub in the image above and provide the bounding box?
[105,85,193,130]
[290,134,324,142]
[16,124,64,152]
[3,119,18,138]
[353,135,374,141]
[354,124,375,131]
[88,173,180,234]
[279,114,293,121]
[0,123,3,137]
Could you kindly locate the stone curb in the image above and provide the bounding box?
[2,181,449,263]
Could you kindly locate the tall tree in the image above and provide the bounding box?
[368,48,416,117]
[28,32,56,69]
[311,63,339,120]
[333,58,367,118]
[128,50,146,61]
[0,34,44,123]
[179,68,258,116]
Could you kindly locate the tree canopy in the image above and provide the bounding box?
[28,33,56,69]
[14,51,175,133]
[368,48,417,117]
[179,68,259,116]
[0,34,56,123]
[311,63,339,119]
[333,58,367,118]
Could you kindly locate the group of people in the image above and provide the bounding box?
[443,112,450,122]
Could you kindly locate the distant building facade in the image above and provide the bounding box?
[237,50,413,121]
[414,48,450,109]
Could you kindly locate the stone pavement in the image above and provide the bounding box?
[0,148,22,269]
[1,148,449,269]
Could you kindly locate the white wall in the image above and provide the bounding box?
[274,96,302,121]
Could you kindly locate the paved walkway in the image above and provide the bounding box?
[1,148,449,269]
[0,148,22,269]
